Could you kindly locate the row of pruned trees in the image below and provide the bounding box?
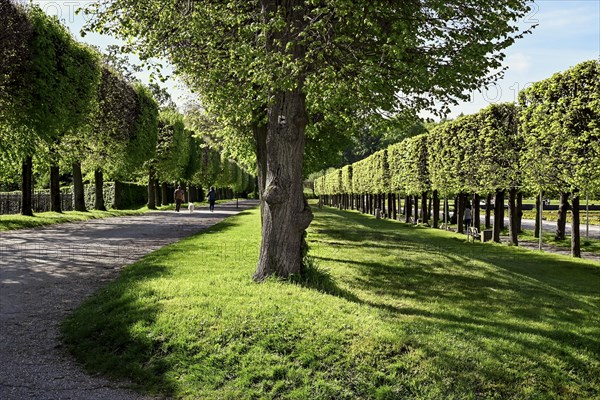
[0,1,253,214]
[315,60,600,257]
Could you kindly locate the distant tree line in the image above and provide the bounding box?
[0,1,253,215]
[315,60,600,258]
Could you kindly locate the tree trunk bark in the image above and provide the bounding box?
[473,193,480,231]
[485,193,492,228]
[21,156,33,216]
[405,195,411,223]
[555,192,570,241]
[392,193,397,220]
[571,191,580,258]
[50,165,61,213]
[253,118,268,222]
[493,189,505,243]
[147,167,156,210]
[161,182,169,205]
[413,195,419,223]
[421,191,428,225]
[253,86,313,281]
[432,190,439,228]
[457,193,464,234]
[534,192,541,238]
[155,180,161,205]
[94,169,106,211]
[508,187,518,246]
[516,192,523,233]
[72,161,86,212]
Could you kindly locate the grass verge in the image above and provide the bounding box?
[0,200,237,231]
[0,208,147,231]
[63,206,600,399]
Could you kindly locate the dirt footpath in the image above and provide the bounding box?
[0,200,258,400]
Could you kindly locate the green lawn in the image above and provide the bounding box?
[63,206,600,399]
[0,208,148,231]
[0,200,230,231]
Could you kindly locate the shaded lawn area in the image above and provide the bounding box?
[62,206,600,399]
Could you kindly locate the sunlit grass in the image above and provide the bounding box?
[63,206,600,399]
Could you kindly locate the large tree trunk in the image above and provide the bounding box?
[21,156,33,216]
[555,192,570,241]
[94,169,106,211]
[253,120,268,223]
[72,161,86,212]
[508,187,518,246]
[49,165,61,213]
[571,191,580,258]
[432,190,439,228]
[253,86,313,281]
[493,189,505,243]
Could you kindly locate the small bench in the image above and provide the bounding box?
[467,226,481,242]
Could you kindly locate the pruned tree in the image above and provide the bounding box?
[85,0,533,279]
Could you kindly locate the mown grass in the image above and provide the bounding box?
[518,229,600,255]
[63,206,600,399]
[521,210,600,225]
[0,200,234,231]
[0,208,147,231]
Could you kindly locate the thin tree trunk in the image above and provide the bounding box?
[485,193,492,228]
[571,191,580,258]
[21,156,33,216]
[508,187,518,246]
[50,165,61,213]
[405,195,411,223]
[457,193,464,234]
[94,169,106,211]
[516,192,523,233]
[555,192,570,241]
[493,189,505,243]
[432,190,440,228]
[421,191,428,224]
[392,193,397,220]
[413,194,419,223]
[534,192,541,238]
[473,193,480,231]
[72,161,86,212]
[155,180,161,205]
[254,86,313,280]
[161,182,168,206]
[147,167,156,210]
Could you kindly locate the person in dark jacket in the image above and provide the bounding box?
[207,186,217,212]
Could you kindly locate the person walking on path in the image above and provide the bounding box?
[207,186,217,212]
[174,186,185,212]
[464,206,472,232]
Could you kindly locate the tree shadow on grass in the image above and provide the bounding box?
[61,212,252,398]
[307,206,600,394]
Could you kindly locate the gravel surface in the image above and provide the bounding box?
[0,200,258,400]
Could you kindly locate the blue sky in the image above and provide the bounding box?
[30,0,600,119]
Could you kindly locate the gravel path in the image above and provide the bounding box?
[0,200,258,400]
